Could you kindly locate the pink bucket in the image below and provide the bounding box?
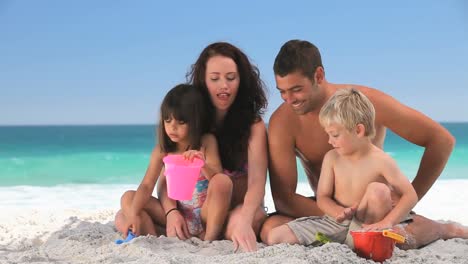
[163,154,204,200]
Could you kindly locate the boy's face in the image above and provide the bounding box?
[324,123,358,155]
[275,71,323,115]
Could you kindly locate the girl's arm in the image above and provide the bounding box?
[126,146,164,234]
[200,134,223,180]
[182,134,222,180]
[157,167,190,239]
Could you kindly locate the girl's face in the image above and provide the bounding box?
[205,55,240,114]
[164,116,189,146]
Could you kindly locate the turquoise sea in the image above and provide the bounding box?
[1,123,467,187]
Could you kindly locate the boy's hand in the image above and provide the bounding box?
[336,204,357,223]
[362,220,393,231]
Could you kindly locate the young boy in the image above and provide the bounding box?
[266,88,418,248]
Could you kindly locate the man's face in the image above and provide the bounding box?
[275,71,322,115]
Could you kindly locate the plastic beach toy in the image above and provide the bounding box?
[115,230,136,244]
[163,154,204,200]
[350,229,405,262]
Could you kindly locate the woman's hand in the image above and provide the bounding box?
[165,209,190,240]
[231,218,257,252]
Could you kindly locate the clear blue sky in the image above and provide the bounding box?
[1,0,467,125]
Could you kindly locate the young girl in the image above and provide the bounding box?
[115,84,233,241]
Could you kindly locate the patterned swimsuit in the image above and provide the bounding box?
[177,163,248,236]
[177,172,209,236]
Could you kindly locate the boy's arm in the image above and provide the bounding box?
[369,156,418,229]
[317,151,347,219]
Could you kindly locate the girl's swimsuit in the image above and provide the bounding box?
[223,163,248,179]
[177,172,209,236]
[177,163,248,236]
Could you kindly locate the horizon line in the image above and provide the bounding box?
[1,121,468,127]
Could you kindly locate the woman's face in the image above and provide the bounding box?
[205,55,240,114]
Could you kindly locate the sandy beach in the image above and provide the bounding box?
[1,180,468,263]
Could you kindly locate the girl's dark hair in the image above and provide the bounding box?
[158,84,205,153]
[187,42,268,170]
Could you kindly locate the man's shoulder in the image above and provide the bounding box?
[269,103,298,128]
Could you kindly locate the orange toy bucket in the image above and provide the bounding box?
[350,230,405,262]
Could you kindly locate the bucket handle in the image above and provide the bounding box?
[382,230,405,243]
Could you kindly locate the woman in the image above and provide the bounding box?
[184,42,268,252]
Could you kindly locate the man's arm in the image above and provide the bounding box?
[268,108,322,217]
[363,87,455,200]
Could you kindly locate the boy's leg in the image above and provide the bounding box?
[201,173,233,241]
[265,224,300,245]
[355,182,393,224]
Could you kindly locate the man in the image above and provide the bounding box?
[260,39,467,249]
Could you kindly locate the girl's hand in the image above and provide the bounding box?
[125,213,142,237]
[182,150,205,163]
[165,209,190,240]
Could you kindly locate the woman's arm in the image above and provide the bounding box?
[242,120,268,224]
[230,120,268,252]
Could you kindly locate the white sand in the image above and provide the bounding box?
[1,180,468,263]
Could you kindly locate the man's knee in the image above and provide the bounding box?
[265,225,297,246]
[264,226,283,245]
[260,214,292,243]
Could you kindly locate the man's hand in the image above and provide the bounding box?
[335,205,357,223]
[165,209,190,240]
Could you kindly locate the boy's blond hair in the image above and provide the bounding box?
[319,88,376,138]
